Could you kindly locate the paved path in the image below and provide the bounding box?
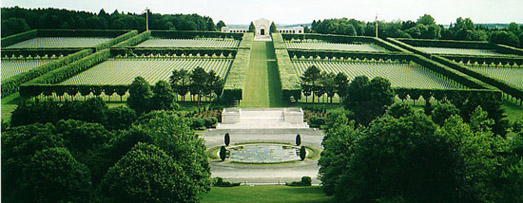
[203,128,324,184]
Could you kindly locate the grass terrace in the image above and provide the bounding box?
[61,58,233,85]
[415,47,502,56]
[6,37,112,48]
[293,60,459,89]
[1,59,56,81]
[467,64,523,89]
[136,38,240,48]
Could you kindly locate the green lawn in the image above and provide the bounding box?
[1,93,21,122]
[200,185,333,203]
[241,41,283,108]
[502,100,523,122]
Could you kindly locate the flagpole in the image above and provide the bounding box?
[146,7,149,31]
[375,13,378,38]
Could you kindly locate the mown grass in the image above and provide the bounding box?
[241,41,283,108]
[200,185,333,203]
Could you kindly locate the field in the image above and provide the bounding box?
[200,185,333,203]
[468,65,523,89]
[285,41,384,52]
[136,38,240,48]
[1,59,56,81]
[293,60,459,89]
[6,37,112,48]
[61,58,233,85]
[415,47,502,56]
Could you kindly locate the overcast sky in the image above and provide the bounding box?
[2,0,522,25]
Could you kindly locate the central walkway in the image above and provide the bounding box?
[241,41,283,108]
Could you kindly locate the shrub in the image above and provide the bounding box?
[224,133,230,146]
[299,146,306,161]
[296,134,301,146]
[212,177,240,187]
[191,118,206,130]
[204,117,218,128]
[309,116,327,128]
[219,146,227,161]
[286,176,312,186]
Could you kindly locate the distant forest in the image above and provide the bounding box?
[2,7,522,48]
[310,15,523,48]
[1,6,226,37]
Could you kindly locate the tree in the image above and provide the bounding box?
[321,72,337,103]
[343,76,394,125]
[386,102,415,118]
[489,31,520,47]
[300,65,321,103]
[169,69,190,101]
[431,99,460,126]
[107,112,211,194]
[190,67,209,105]
[1,123,64,201]
[104,106,137,130]
[219,146,227,161]
[248,21,255,32]
[151,80,177,110]
[1,17,30,37]
[216,20,226,30]
[318,115,359,195]
[23,148,91,203]
[101,143,195,202]
[127,77,153,114]
[296,134,301,146]
[299,146,306,160]
[417,14,436,25]
[334,113,465,202]
[270,21,277,33]
[334,72,349,103]
[53,119,110,182]
[224,133,230,146]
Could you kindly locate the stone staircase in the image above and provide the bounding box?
[216,108,309,129]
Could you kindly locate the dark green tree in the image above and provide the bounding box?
[190,67,209,105]
[432,99,460,126]
[296,134,301,146]
[220,146,227,161]
[151,80,177,110]
[248,21,256,32]
[335,113,465,202]
[1,123,64,201]
[270,21,277,33]
[23,148,91,203]
[216,20,226,30]
[224,133,230,146]
[299,146,306,160]
[343,76,394,125]
[300,65,321,103]
[386,102,415,118]
[101,143,194,202]
[1,17,30,37]
[127,76,153,114]
[104,106,137,130]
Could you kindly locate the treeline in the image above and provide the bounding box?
[1,6,227,37]
[311,14,523,48]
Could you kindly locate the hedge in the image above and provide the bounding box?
[440,54,523,67]
[1,29,38,47]
[387,38,431,57]
[151,30,244,40]
[112,31,151,47]
[110,47,237,58]
[37,29,131,38]
[272,33,301,101]
[393,38,523,56]
[222,33,253,102]
[93,30,137,51]
[281,33,408,52]
[1,48,83,58]
[25,49,111,85]
[1,49,93,97]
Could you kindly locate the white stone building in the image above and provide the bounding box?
[221,18,304,41]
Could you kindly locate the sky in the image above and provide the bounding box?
[2,0,522,25]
